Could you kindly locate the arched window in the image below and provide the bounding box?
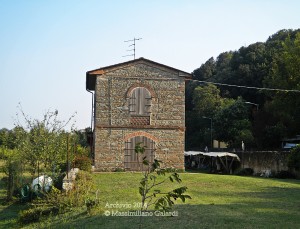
[129,87,151,116]
[129,87,151,125]
[124,136,155,171]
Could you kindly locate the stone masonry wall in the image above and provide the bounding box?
[235,151,290,174]
[94,128,185,171]
[93,63,185,171]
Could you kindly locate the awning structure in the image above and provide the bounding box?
[184,151,240,174]
[185,151,240,161]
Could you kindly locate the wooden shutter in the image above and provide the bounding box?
[129,87,151,116]
[124,136,155,171]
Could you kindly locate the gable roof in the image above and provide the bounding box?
[86,57,191,90]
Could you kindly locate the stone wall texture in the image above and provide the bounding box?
[235,151,290,174]
[93,62,186,171]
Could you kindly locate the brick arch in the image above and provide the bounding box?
[124,131,159,143]
[125,83,157,98]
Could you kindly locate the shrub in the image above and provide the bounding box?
[73,156,92,172]
[18,205,61,225]
[52,171,66,190]
[85,196,99,215]
[62,171,95,208]
[288,145,300,171]
[114,168,125,172]
[235,168,254,176]
[274,170,296,179]
[18,208,42,224]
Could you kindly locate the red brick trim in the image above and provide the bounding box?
[96,125,185,131]
[130,116,150,125]
[126,83,157,98]
[124,131,159,142]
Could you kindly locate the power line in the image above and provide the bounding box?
[190,79,300,93]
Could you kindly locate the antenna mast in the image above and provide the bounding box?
[123,37,142,59]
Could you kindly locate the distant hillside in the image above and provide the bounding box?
[186,29,300,150]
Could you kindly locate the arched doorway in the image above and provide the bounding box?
[124,136,155,171]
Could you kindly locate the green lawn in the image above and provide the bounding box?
[1,172,300,228]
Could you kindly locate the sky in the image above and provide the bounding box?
[1,0,300,130]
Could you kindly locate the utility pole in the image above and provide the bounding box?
[123,37,142,59]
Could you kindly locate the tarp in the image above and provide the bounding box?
[31,175,53,192]
[184,151,240,161]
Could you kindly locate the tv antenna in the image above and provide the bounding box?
[123,37,142,59]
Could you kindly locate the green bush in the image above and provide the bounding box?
[85,196,99,215]
[288,145,300,171]
[73,156,92,172]
[235,168,254,176]
[53,171,66,190]
[274,170,296,179]
[18,205,61,225]
[59,171,94,207]
[114,168,125,172]
[18,208,42,224]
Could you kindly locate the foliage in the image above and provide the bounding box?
[264,32,300,136]
[214,97,254,148]
[288,145,300,171]
[85,194,99,215]
[14,106,76,179]
[0,105,80,202]
[192,57,216,81]
[18,187,62,224]
[17,171,98,225]
[188,29,300,150]
[18,207,43,224]
[135,143,191,228]
[15,105,79,182]
[75,145,90,157]
[193,84,225,116]
[273,170,296,179]
[73,156,92,172]
[68,171,97,208]
[186,84,233,150]
[235,168,254,176]
[0,128,17,149]
[74,128,92,148]
[0,147,23,201]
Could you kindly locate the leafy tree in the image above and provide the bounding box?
[214,98,254,148]
[264,32,300,137]
[192,57,216,81]
[188,29,300,149]
[14,105,76,179]
[1,147,23,201]
[186,84,234,150]
[193,84,225,116]
[74,127,92,149]
[0,128,18,149]
[213,51,233,88]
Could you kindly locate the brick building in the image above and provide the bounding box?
[86,58,191,171]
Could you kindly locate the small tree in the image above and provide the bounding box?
[14,105,76,180]
[135,143,191,228]
[1,147,23,201]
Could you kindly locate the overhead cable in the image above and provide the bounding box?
[190,79,300,93]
